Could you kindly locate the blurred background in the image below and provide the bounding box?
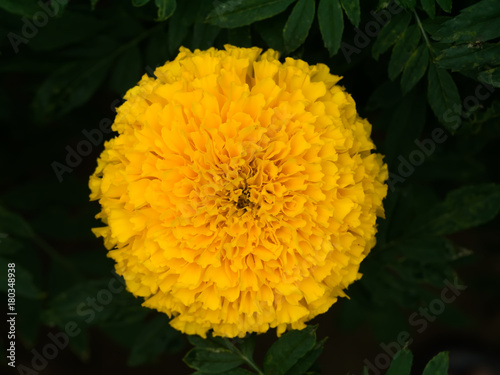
[1,0,499,374]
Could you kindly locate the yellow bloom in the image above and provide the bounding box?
[89,45,388,338]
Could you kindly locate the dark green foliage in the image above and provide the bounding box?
[0,0,499,373]
[184,327,325,375]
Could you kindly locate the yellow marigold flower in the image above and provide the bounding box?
[89,45,388,338]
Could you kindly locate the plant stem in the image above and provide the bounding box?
[413,10,434,56]
[223,338,265,375]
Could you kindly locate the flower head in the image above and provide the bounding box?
[89,45,388,338]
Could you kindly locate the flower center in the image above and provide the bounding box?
[236,190,251,209]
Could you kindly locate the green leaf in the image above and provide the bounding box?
[28,11,108,51]
[436,0,451,12]
[388,25,421,80]
[205,0,296,28]
[0,0,39,16]
[155,0,176,21]
[238,335,256,359]
[285,338,326,375]
[0,235,22,255]
[90,0,99,10]
[436,43,500,72]
[422,352,449,375]
[318,0,344,57]
[0,206,35,239]
[432,0,500,43]
[372,12,412,60]
[427,62,461,132]
[190,22,221,50]
[384,89,426,166]
[420,0,435,18]
[407,184,500,237]
[128,315,184,366]
[0,257,41,299]
[401,44,429,94]
[193,369,254,375]
[340,0,360,27]
[109,46,143,95]
[145,29,170,69]
[33,58,112,122]
[132,0,151,6]
[397,0,417,11]
[41,279,148,327]
[283,0,315,53]
[478,67,500,87]
[184,347,244,373]
[254,12,288,52]
[167,0,199,55]
[264,326,317,375]
[391,237,457,263]
[386,349,413,375]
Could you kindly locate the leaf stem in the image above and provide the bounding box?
[413,10,433,56]
[223,338,265,375]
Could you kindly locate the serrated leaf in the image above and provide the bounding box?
[206,0,295,28]
[264,326,317,375]
[401,44,429,94]
[238,335,256,359]
[422,352,449,375]
[432,0,500,43]
[372,12,412,60]
[340,0,360,27]
[420,0,435,18]
[386,349,413,375]
[155,0,176,21]
[407,184,500,237]
[41,279,147,327]
[184,347,244,373]
[478,67,500,87]
[388,25,421,80]
[421,16,452,35]
[427,62,461,132]
[283,0,315,53]
[318,0,344,56]
[436,0,451,12]
[132,0,151,6]
[285,338,326,375]
[436,43,500,72]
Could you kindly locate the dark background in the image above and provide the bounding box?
[1,0,499,374]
